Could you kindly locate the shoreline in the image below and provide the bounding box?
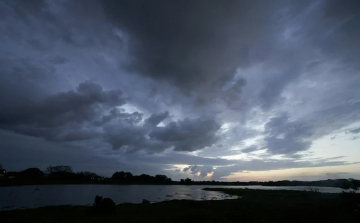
[1,188,359,222]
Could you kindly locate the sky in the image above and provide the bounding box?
[0,0,360,181]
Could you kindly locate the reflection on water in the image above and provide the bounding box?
[0,185,348,210]
[0,185,237,210]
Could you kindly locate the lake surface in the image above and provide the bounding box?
[0,185,348,211]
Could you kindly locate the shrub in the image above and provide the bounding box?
[341,179,360,193]
[93,195,116,214]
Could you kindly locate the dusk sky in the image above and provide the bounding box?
[1,0,360,181]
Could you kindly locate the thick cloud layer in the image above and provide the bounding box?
[101,0,276,99]
[1,82,125,126]
[149,117,220,152]
[263,113,313,155]
[0,82,125,140]
[105,115,220,153]
[1,0,360,180]
[0,80,221,154]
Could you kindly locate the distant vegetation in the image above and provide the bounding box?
[0,163,359,189]
[340,178,360,192]
[0,164,173,186]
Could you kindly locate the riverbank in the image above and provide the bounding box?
[1,188,359,222]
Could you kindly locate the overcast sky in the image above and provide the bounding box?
[1,0,360,181]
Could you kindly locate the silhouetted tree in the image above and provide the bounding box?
[19,168,44,179]
[46,165,74,180]
[111,171,134,182]
[139,174,151,181]
[112,171,126,181]
[124,172,133,180]
[111,171,172,184]
[341,178,360,192]
[77,171,100,180]
[155,175,172,184]
[180,178,193,185]
[185,178,192,184]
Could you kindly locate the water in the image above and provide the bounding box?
[0,185,348,211]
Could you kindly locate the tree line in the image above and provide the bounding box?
[0,163,359,190]
[0,164,173,186]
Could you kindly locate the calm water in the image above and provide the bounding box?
[0,185,347,211]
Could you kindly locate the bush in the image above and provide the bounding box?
[341,179,360,193]
[93,195,116,214]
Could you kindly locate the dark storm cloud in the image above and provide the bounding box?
[126,152,233,166]
[1,0,65,49]
[145,111,170,127]
[0,81,125,127]
[105,124,150,152]
[98,108,142,126]
[263,113,314,155]
[243,0,360,111]
[0,129,130,176]
[1,0,360,180]
[320,0,360,69]
[100,0,279,98]
[258,69,300,110]
[222,78,247,110]
[0,0,51,24]
[0,81,126,141]
[304,99,360,139]
[0,60,221,153]
[106,116,220,153]
[0,58,49,108]
[149,117,220,152]
[0,56,69,103]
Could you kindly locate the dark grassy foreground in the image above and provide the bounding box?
[1,188,359,223]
